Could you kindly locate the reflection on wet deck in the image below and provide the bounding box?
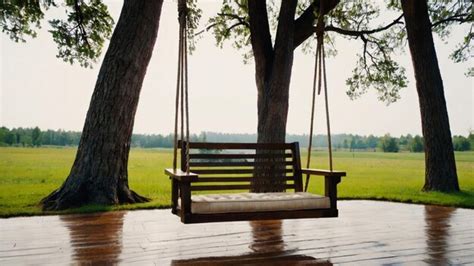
[0,200,473,265]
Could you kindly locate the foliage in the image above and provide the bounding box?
[389,0,473,76]
[203,0,408,103]
[453,135,471,151]
[409,135,424,152]
[379,134,399,152]
[1,0,114,67]
[48,0,113,67]
[0,0,51,41]
[3,127,472,152]
[469,131,474,149]
[206,0,251,60]
[328,1,407,104]
[0,127,81,146]
[183,0,202,53]
[0,147,473,217]
[194,0,472,102]
[429,0,473,76]
[398,134,412,146]
[31,127,42,147]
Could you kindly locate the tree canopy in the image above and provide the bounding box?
[3,0,470,89]
[1,0,113,67]
[199,0,472,103]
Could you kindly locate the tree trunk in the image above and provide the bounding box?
[41,0,164,210]
[249,0,297,192]
[401,0,460,192]
[247,0,339,192]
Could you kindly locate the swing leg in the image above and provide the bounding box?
[171,179,178,214]
[179,181,192,223]
[325,176,341,210]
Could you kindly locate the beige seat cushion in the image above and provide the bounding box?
[179,192,330,214]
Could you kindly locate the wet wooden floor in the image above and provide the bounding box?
[0,200,473,265]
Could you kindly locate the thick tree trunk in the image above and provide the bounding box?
[401,0,459,192]
[41,0,164,210]
[256,1,296,145]
[248,0,338,192]
[248,0,297,192]
[253,72,293,192]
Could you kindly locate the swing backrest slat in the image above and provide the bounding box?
[178,140,303,192]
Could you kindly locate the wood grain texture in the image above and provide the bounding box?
[1,201,472,265]
[301,168,346,177]
[173,141,339,223]
[165,169,199,182]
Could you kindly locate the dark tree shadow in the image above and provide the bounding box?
[60,211,125,264]
[172,220,332,265]
[424,205,455,265]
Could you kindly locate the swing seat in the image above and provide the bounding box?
[179,192,330,214]
[165,141,345,224]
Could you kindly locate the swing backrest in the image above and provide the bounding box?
[178,141,304,192]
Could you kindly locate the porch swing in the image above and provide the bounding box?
[165,0,346,224]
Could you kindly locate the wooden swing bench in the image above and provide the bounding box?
[165,141,345,224]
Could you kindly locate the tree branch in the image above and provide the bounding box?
[73,0,91,49]
[248,0,273,87]
[293,1,318,49]
[324,14,404,38]
[273,0,298,68]
[293,0,339,49]
[194,12,250,37]
[225,21,247,37]
[217,13,250,28]
[193,22,217,36]
[431,13,471,28]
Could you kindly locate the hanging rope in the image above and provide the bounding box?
[322,43,333,172]
[183,14,191,174]
[172,27,182,171]
[305,1,333,192]
[173,0,191,173]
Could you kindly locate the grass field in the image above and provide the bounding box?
[0,147,473,217]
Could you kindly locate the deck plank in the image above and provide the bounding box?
[0,200,472,265]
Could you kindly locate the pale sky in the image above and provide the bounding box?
[1,1,473,137]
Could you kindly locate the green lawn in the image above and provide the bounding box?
[0,147,473,217]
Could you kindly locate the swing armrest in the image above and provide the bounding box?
[301,168,346,177]
[166,169,195,222]
[301,168,345,209]
[165,169,199,182]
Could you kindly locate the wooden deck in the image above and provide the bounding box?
[0,200,473,265]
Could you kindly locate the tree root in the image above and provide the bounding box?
[118,187,150,204]
[40,189,63,211]
[40,180,150,211]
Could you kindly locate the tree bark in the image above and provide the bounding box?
[248,0,297,192]
[248,0,339,192]
[256,0,297,145]
[41,0,164,210]
[401,0,459,192]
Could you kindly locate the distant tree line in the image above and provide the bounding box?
[0,127,81,147]
[0,127,472,152]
